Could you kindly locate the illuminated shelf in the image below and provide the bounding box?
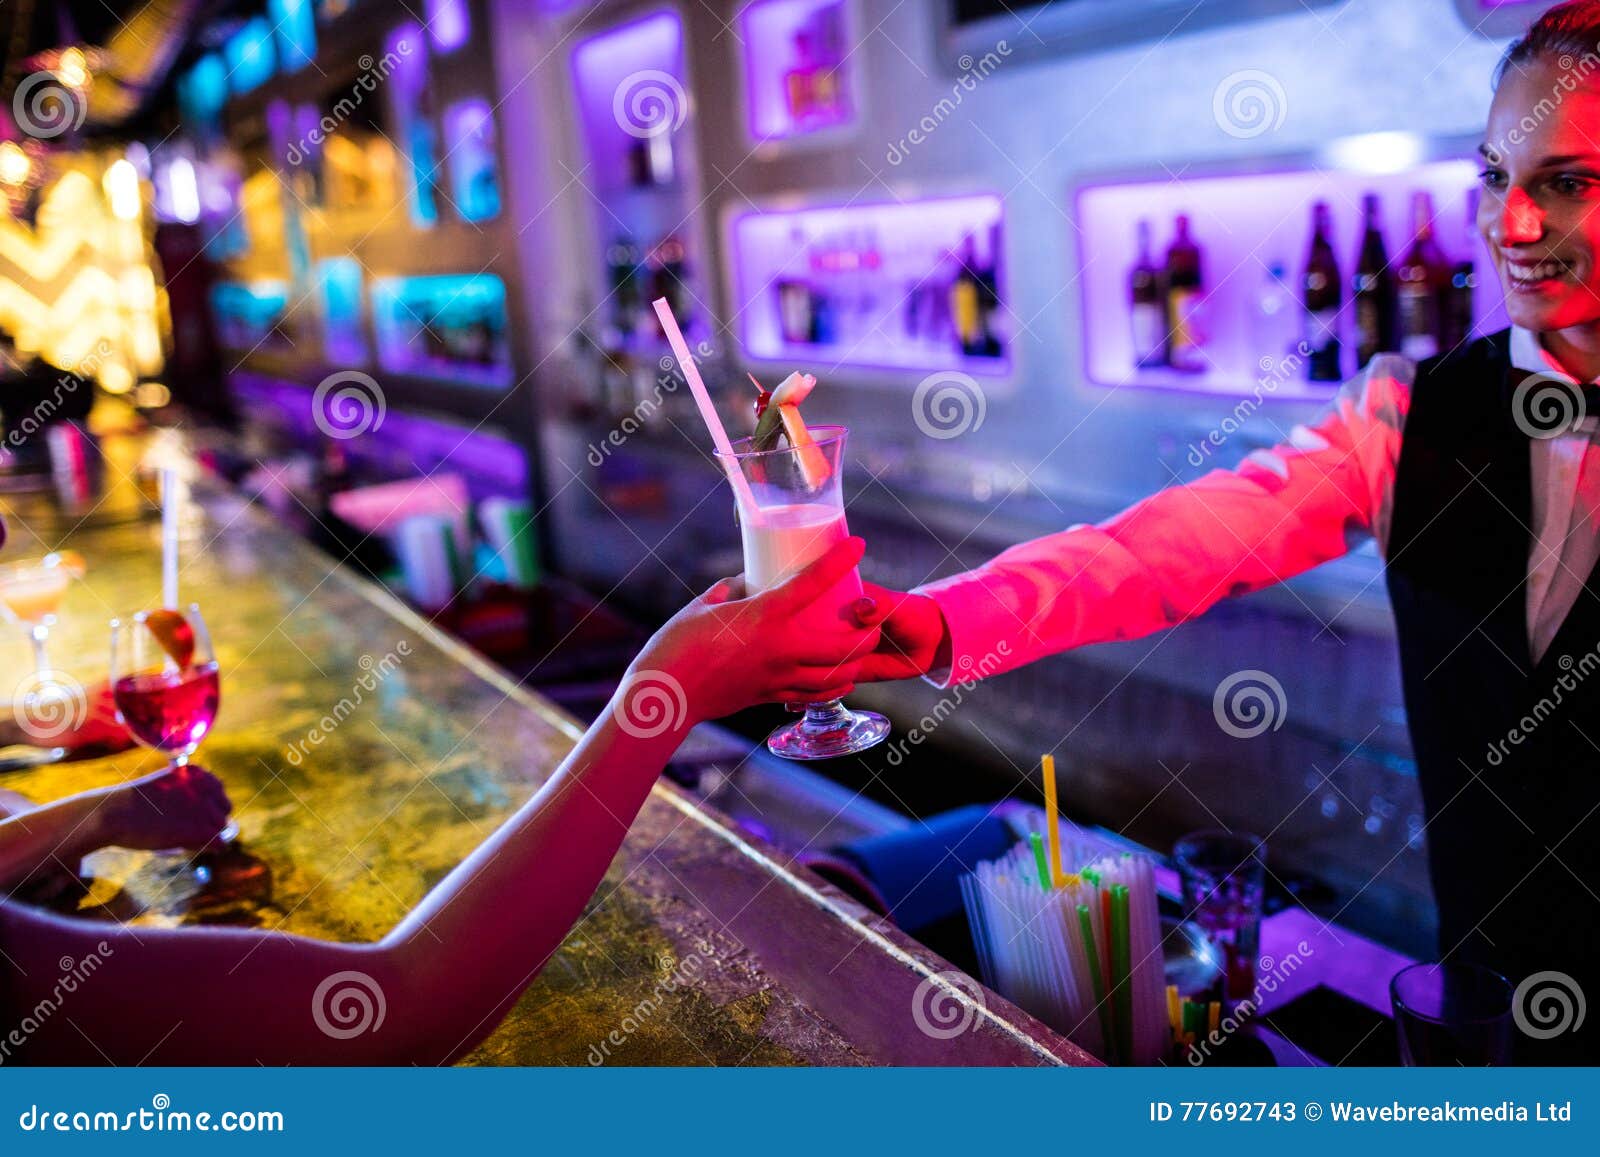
[739,0,859,144]
[1074,142,1508,399]
[372,273,512,389]
[727,193,1010,377]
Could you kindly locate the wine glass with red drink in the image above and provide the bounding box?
[110,605,237,846]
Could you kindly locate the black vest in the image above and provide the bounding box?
[1387,330,1600,1063]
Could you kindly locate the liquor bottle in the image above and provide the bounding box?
[1352,193,1397,367]
[1164,214,1206,373]
[1303,201,1343,381]
[951,235,985,356]
[1397,191,1446,361]
[1129,219,1165,369]
[1439,189,1479,355]
[605,238,641,334]
[1251,261,1297,368]
[975,222,1004,358]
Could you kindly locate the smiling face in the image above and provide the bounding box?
[1480,57,1600,334]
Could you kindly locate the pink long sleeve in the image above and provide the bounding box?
[916,357,1413,687]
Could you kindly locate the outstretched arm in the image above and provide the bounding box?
[0,538,879,1065]
[855,358,1412,686]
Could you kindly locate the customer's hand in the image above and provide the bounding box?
[849,583,946,682]
[98,765,234,851]
[1,678,134,755]
[632,536,882,725]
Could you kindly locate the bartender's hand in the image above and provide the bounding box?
[849,583,946,682]
[633,536,882,723]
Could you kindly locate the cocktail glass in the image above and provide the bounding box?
[110,604,238,846]
[717,425,890,760]
[0,553,82,729]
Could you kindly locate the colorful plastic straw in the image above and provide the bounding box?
[652,298,763,522]
[1029,831,1051,891]
[1042,753,1063,886]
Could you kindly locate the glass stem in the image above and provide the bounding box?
[802,699,851,733]
[29,625,49,675]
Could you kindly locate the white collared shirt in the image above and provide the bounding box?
[918,327,1600,684]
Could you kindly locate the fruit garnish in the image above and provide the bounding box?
[43,550,87,579]
[748,372,772,419]
[144,608,196,669]
[769,371,815,408]
[778,405,832,490]
[752,393,787,452]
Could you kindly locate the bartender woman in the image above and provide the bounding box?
[858,1,1600,1062]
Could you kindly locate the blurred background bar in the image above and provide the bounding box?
[0,0,1547,1060]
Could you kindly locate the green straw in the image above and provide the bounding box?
[1029,832,1052,891]
[1111,884,1133,1067]
[1077,903,1113,1060]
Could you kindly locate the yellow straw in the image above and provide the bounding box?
[1042,753,1064,886]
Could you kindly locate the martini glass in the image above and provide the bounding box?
[717,426,889,760]
[0,552,84,736]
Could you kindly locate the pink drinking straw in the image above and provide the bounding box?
[651,298,764,524]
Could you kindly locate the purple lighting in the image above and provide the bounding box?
[425,0,470,52]
[571,10,686,192]
[729,193,1009,377]
[1074,158,1505,399]
[740,0,856,143]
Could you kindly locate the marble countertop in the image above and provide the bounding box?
[0,425,1091,1066]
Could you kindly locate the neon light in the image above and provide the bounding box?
[443,99,500,221]
[269,0,318,71]
[1321,131,1426,176]
[105,159,141,221]
[224,17,277,94]
[426,0,470,51]
[168,158,200,223]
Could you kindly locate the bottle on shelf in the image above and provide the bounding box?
[1302,201,1343,382]
[1163,214,1206,373]
[1440,187,1479,355]
[950,235,984,357]
[1352,193,1397,368]
[1251,261,1298,369]
[1129,219,1165,369]
[1397,191,1447,361]
[605,238,642,337]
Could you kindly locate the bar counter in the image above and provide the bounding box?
[0,427,1090,1066]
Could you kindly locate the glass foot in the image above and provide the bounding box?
[765,700,890,761]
